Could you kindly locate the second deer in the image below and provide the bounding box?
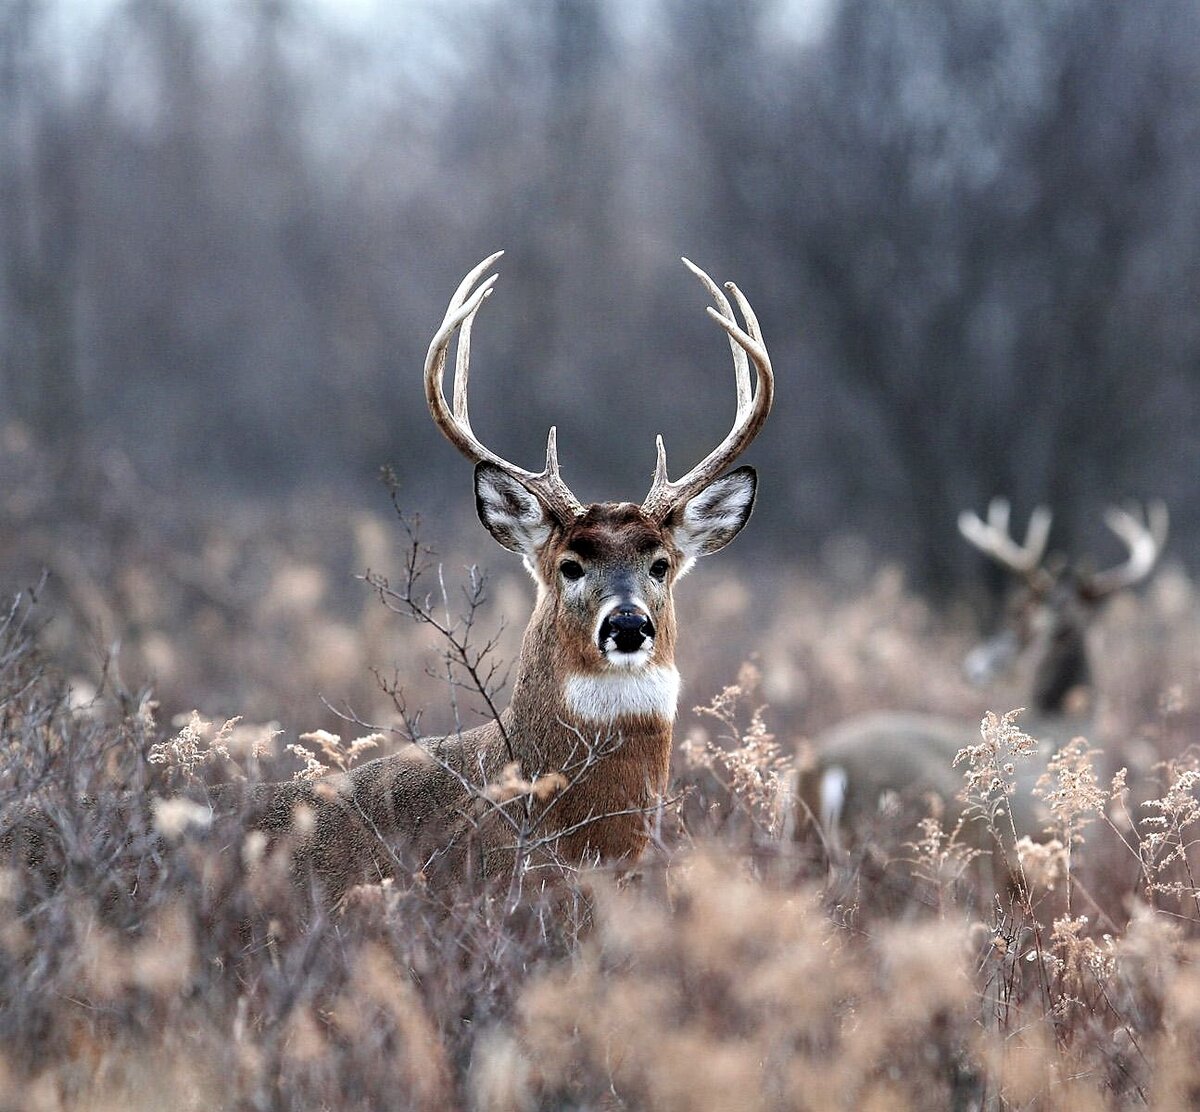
[799,498,1168,854]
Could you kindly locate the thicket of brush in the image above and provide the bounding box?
[3,437,1200,1110]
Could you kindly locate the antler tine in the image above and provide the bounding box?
[441,250,504,328]
[424,253,584,525]
[641,260,774,521]
[681,258,752,413]
[958,498,1053,579]
[1083,501,1169,599]
[1024,503,1053,567]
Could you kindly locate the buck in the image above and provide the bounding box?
[799,498,1168,854]
[225,253,773,899]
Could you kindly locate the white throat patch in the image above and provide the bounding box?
[564,666,680,724]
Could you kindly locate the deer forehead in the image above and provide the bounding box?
[550,503,675,564]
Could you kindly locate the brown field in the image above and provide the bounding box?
[3,432,1200,1111]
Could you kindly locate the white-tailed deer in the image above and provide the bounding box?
[799,499,1168,854]
[225,253,773,898]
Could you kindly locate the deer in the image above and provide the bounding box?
[798,498,1168,857]
[197,252,774,900]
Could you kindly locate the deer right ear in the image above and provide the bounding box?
[668,466,757,564]
[474,463,553,555]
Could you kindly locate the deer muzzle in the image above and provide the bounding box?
[598,603,656,658]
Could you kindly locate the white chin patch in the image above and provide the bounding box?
[601,641,654,670]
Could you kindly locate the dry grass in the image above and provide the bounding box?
[3,432,1200,1109]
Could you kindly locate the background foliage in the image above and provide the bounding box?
[3,0,1198,588]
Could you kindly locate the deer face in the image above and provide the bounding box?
[423,253,772,719]
[960,500,1168,712]
[964,575,1093,692]
[475,463,757,673]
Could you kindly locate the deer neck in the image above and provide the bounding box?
[505,592,680,770]
[1029,621,1091,716]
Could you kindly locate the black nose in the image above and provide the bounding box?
[600,607,655,653]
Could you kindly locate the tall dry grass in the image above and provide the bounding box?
[3,429,1200,1109]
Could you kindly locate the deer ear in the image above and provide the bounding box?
[474,463,553,555]
[669,466,757,561]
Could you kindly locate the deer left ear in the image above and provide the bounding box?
[475,462,553,556]
[669,466,757,561]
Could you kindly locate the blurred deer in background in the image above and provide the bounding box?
[229,253,773,899]
[798,498,1168,855]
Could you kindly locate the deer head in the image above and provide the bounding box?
[959,499,1169,711]
[424,253,772,722]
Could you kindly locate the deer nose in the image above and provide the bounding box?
[599,605,655,654]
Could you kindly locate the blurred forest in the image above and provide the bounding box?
[2,0,1198,589]
[6,10,1200,1103]
[7,8,1200,1107]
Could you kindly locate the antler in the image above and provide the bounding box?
[1081,501,1169,599]
[640,259,774,522]
[424,252,584,525]
[958,498,1054,584]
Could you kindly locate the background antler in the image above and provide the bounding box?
[958,499,1054,587]
[424,252,584,525]
[1081,501,1169,599]
[640,259,774,522]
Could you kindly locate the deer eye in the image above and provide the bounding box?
[560,559,585,581]
[649,558,670,581]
